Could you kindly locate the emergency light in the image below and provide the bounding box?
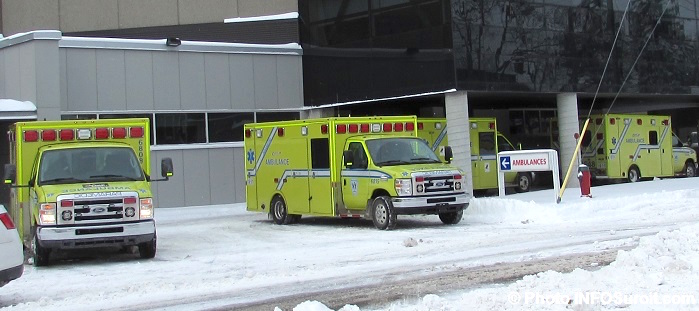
[21,126,145,142]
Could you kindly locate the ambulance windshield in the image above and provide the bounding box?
[367,137,441,166]
[39,147,145,185]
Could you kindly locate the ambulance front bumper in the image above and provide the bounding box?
[391,193,470,215]
[37,220,155,249]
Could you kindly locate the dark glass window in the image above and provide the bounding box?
[155,113,206,145]
[208,113,254,143]
[346,142,368,169]
[256,112,300,123]
[649,131,658,145]
[62,114,97,120]
[311,138,330,169]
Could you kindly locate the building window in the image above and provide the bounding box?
[62,114,97,120]
[155,113,206,145]
[208,113,254,143]
[256,112,300,123]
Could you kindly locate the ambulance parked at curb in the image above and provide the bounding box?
[576,114,696,182]
[417,118,535,193]
[244,116,470,230]
[4,118,173,266]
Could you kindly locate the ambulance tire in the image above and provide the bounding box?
[371,196,397,230]
[139,234,157,259]
[271,195,292,225]
[627,166,641,183]
[684,161,696,177]
[514,173,532,193]
[32,227,50,267]
[439,209,463,225]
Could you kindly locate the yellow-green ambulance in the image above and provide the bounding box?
[244,116,470,230]
[4,118,173,266]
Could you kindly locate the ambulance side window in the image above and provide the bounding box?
[311,138,330,169]
[649,131,658,145]
[347,142,368,169]
[478,132,496,156]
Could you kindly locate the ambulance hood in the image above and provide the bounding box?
[37,181,153,202]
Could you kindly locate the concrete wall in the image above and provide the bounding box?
[0,31,61,120]
[1,0,298,36]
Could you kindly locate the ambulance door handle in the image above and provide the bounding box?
[343,179,346,186]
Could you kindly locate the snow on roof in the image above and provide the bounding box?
[59,36,301,55]
[0,99,36,112]
[224,12,298,24]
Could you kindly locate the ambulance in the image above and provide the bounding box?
[3,118,173,266]
[244,116,470,230]
[578,114,697,182]
[417,118,534,193]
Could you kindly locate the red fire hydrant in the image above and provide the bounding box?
[578,164,591,197]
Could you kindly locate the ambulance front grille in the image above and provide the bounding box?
[422,175,455,193]
[72,198,125,223]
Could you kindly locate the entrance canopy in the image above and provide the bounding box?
[0,99,37,120]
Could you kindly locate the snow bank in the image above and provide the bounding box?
[291,223,699,311]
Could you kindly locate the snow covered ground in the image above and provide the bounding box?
[1,177,699,311]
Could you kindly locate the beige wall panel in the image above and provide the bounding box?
[178,0,238,24]
[236,0,297,18]
[118,0,178,28]
[60,0,118,32]
[2,0,59,36]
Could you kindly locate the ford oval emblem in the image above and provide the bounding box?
[436,182,444,187]
[92,207,106,213]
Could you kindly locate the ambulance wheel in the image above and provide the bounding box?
[32,227,50,267]
[514,173,532,193]
[684,161,696,177]
[371,196,397,230]
[271,195,292,225]
[139,234,157,259]
[627,166,641,183]
[439,209,463,225]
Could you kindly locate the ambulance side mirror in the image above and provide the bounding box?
[161,158,174,179]
[343,150,354,167]
[152,158,174,182]
[444,146,453,163]
[3,164,16,185]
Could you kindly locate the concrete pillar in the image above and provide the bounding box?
[556,93,581,188]
[301,107,335,119]
[445,91,473,194]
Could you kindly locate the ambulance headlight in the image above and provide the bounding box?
[455,182,462,190]
[40,203,56,225]
[416,184,424,193]
[394,179,412,196]
[140,198,154,219]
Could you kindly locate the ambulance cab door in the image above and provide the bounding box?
[341,141,369,210]
[308,137,333,215]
